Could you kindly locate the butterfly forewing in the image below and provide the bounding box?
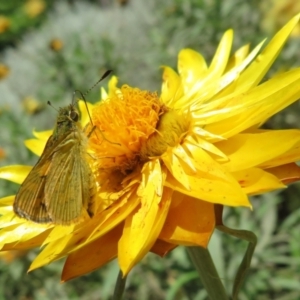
[45,131,95,224]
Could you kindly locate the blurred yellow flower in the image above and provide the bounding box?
[24,0,46,18]
[0,148,5,160]
[49,38,64,52]
[0,250,27,263]
[22,96,45,114]
[261,1,300,36]
[0,64,9,80]
[1,14,300,281]
[0,16,10,34]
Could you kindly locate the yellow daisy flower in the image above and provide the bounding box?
[1,15,300,282]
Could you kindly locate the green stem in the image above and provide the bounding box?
[217,225,257,299]
[187,246,229,300]
[112,270,127,300]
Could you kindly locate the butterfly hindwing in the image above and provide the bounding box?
[13,136,58,223]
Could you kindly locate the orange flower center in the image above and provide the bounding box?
[89,85,190,176]
[89,85,163,171]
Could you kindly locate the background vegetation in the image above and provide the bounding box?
[0,0,300,299]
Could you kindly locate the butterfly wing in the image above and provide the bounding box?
[45,133,96,225]
[14,107,96,225]
[13,136,57,223]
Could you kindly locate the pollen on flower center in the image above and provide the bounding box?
[140,110,190,160]
[89,85,163,171]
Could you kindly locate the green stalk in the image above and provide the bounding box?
[187,246,229,300]
[112,270,127,300]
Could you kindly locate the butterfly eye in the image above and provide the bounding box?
[70,111,79,122]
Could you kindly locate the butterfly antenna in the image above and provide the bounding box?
[74,70,113,122]
[47,101,59,113]
[74,70,119,146]
[82,69,112,98]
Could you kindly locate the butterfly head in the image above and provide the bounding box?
[52,104,81,140]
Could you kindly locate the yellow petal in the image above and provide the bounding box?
[138,159,164,198]
[161,66,183,105]
[0,165,31,184]
[78,100,94,128]
[0,206,12,214]
[0,196,14,214]
[159,192,215,247]
[24,138,46,156]
[177,47,259,111]
[267,163,300,184]
[234,13,300,93]
[100,87,108,100]
[175,32,232,109]
[175,39,264,111]
[260,139,300,168]
[165,172,250,207]
[207,29,233,79]
[0,212,23,229]
[32,129,52,140]
[191,126,225,142]
[108,75,119,97]
[217,131,300,172]
[161,149,190,190]
[2,228,51,251]
[88,187,141,241]
[0,195,14,206]
[178,49,208,88]
[173,144,197,174]
[41,225,76,246]
[61,224,122,282]
[178,30,233,99]
[186,144,232,182]
[200,68,300,137]
[118,184,173,275]
[186,136,227,160]
[30,187,140,271]
[150,239,177,257]
[208,40,265,101]
[225,44,250,72]
[232,168,286,195]
[0,222,51,249]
